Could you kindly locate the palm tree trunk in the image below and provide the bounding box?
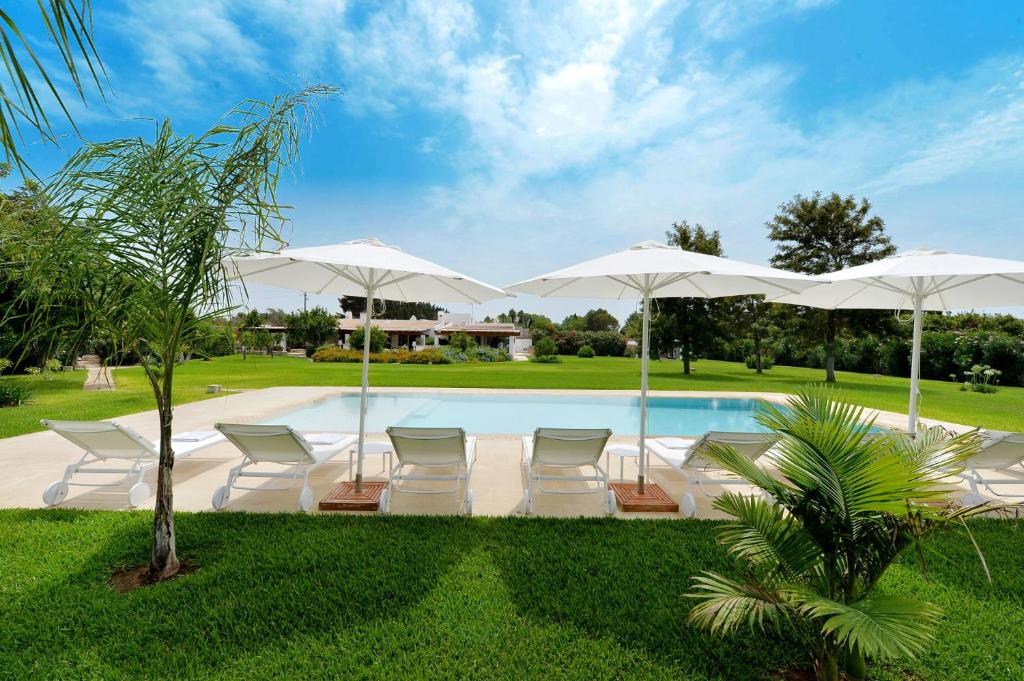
[825,309,837,382]
[149,374,179,580]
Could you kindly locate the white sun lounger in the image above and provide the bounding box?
[40,419,226,507]
[521,427,614,514]
[383,427,476,515]
[213,424,355,512]
[646,431,778,517]
[957,431,1024,504]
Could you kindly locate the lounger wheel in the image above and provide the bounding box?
[211,485,230,510]
[42,481,69,506]
[298,486,315,513]
[523,491,532,515]
[680,492,697,518]
[605,489,615,514]
[127,482,150,508]
[464,490,474,515]
[961,492,987,507]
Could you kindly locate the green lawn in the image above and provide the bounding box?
[2,354,1023,439]
[0,510,1020,680]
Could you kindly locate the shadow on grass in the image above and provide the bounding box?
[2,512,1021,680]
[0,510,482,678]
[484,517,802,680]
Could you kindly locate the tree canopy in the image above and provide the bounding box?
[768,192,895,381]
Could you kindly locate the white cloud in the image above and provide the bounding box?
[105,0,1024,322]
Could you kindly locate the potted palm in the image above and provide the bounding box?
[687,387,989,681]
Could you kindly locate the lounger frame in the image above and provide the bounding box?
[213,424,354,512]
[41,419,224,507]
[521,428,613,514]
[384,427,476,514]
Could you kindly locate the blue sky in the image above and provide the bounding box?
[8,0,1024,322]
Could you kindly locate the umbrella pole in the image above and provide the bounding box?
[638,291,651,495]
[907,292,923,435]
[355,281,376,493]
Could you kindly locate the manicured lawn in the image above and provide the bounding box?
[0,510,1020,680]
[2,354,1023,439]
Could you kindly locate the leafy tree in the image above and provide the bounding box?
[350,324,388,353]
[18,85,337,580]
[241,309,264,328]
[661,221,726,374]
[0,178,104,368]
[622,311,642,340]
[737,297,778,374]
[285,306,338,350]
[584,308,618,332]
[339,296,444,320]
[560,313,587,332]
[0,1,106,172]
[768,192,895,382]
[688,388,986,681]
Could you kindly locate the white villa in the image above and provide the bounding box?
[337,312,524,351]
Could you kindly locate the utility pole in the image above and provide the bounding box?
[302,292,308,312]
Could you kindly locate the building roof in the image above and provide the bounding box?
[338,318,437,333]
[336,318,521,337]
[436,322,520,336]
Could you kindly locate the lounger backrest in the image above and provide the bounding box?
[42,419,156,461]
[387,427,467,467]
[531,428,612,467]
[215,423,314,464]
[969,432,1024,470]
[689,431,777,469]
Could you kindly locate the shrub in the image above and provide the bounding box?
[0,358,11,374]
[311,347,451,364]
[529,354,561,363]
[581,330,626,356]
[470,347,510,362]
[349,325,388,353]
[24,367,41,376]
[577,344,595,358]
[0,381,33,407]
[533,336,558,358]
[424,336,435,346]
[743,353,773,370]
[441,349,468,363]
[448,331,477,353]
[554,330,583,355]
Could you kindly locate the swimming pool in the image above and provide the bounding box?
[266,392,768,436]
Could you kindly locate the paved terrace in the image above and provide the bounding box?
[0,387,996,518]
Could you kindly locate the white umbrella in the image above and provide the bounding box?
[770,249,1024,433]
[506,240,823,496]
[227,237,508,492]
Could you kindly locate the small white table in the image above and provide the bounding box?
[348,441,395,481]
[605,444,649,481]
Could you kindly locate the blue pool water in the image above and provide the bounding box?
[266,392,766,436]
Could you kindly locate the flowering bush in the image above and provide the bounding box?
[312,347,450,364]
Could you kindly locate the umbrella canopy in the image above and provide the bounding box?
[770,249,1024,432]
[507,240,824,497]
[226,237,504,304]
[227,237,508,492]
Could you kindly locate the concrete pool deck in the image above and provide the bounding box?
[0,386,1004,518]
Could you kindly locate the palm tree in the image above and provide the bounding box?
[687,387,988,681]
[23,84,338,580]
[0,1,105,171]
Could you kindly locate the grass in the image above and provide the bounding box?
[1,354,1023,439]
[0,509,1020,680]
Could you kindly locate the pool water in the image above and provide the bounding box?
[266,392,766,436]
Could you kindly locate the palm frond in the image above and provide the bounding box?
[0,1,107,172]
[687,572,793,635]
[793,591,941,660]
[713,493,822,583]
